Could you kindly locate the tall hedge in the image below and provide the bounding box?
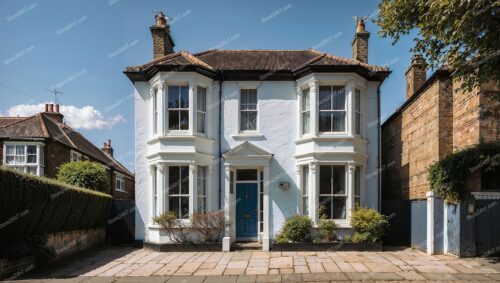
[0,168,112,243]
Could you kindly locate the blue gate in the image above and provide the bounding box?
[411,200,427,251]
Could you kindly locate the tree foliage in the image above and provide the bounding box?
[57,161,110,194]
[375,0,500,95]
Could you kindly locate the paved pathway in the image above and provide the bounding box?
[12,246,500,282]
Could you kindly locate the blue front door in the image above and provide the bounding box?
[236,183,258,238]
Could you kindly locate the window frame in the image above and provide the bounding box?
[167,85,190,131]
[152,88,158,135]
[318,165,348,220]
[3,143,44,176]
[354,166,361,207]
[239,88,258,132]
[302,165,309,216]
[152,167,158,217]
[70,150,82,162]
[167,165,190,219]
[318,85,347,133]
[115,174,126,193]
[196,86,207,135]
[301,88,311,136]
[354,88,361,136]
[197,166,207,213]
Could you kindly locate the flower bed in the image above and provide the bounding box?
[143,241,222,252]
[272,241,382,251]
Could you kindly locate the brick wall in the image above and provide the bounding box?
[44,139,71,178]
[382,78,451,200]
[383,74,499,200]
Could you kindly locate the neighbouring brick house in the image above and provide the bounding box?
[0,103,134,199]
[381,55,500,256]
[382,55,499,200]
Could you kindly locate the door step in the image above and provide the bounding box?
[232,242,262,250]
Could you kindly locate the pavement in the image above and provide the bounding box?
[8,246,500,282]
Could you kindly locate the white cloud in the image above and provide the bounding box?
[2,103,125,130]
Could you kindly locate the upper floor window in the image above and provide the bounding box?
[168,166,189,219]
[152,89,158,135]
[116,174,126,192]
[319,86,346,132]
[301,88,310,135]
[354,89,361,135]
[168,86,189,130]
[197,86,207,134]
[4,144,43,176]
[319,165,346,219]
[240,89,257,131]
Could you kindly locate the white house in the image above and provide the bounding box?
[125,12,390,251]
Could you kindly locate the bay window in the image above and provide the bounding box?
[168,86,189,130]
[168,166,189,219]
[4,144,43,176]
[354,89,361,136]
[197,86,207,134]
[197,166,207,213]
[152,167,157,217]
[355,166,361,207]
[153,89,158,135]
[319,86,346,132]
[302,166,309,215]
[319,165,346,219]
[301,88,310,135]
[240,89,257,131]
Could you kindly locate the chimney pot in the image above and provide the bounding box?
[49,104,54,112]
[55,104,60,113]
[102,139,114,157]
[45,104,49,112]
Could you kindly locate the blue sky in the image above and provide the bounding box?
[0,0,419,172]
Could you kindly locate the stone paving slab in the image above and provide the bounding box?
[15,246,500,282]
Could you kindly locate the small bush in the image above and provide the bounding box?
[153,211,189,243]
[57,161,110,193]
[350,207,389,243]
[318,219,337,241]
[192,211,227,242]
[274,215,312,243]
[153,210,229,243]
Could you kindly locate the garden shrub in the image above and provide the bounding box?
[192,211,227,242]
[428,142,500,204]
[350,207,389,243]
[0,168,112,244]
[57,161,110,193]
[154,210,229,243]
[318,219,337,241]
[274,215,312,243]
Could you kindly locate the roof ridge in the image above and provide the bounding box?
[209,49,310,52]
[38,113,49,137]
[0,116,30,129]
[178,51,214,70]
[52,118,77,148]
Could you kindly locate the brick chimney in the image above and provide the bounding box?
[405,54,427,99]
[150,11,175,59]
[102,139,114,157]
[352,17,370,63]
[43,103,64,124]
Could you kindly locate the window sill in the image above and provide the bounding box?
[232,132,264,139]
[147,135,215,144]
[115,189,127,193]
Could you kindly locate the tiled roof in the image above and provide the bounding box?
[124,49,390,81]
[0,113,133,177]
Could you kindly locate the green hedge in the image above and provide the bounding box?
[0,167,112,243]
